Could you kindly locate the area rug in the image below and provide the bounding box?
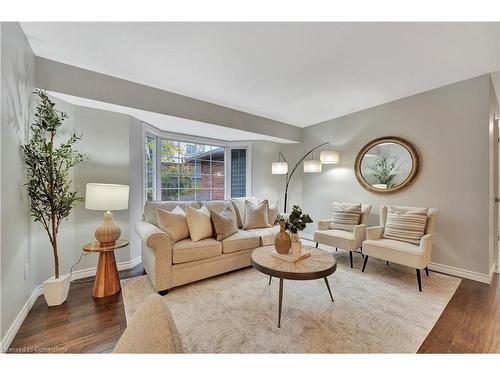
[121,247,461,353]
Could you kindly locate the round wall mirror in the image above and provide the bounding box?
[354,136,421,194]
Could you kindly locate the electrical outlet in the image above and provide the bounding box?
[24,262,29,280]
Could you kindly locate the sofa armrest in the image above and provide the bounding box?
[366,226,384,240]
[135,220,173,249]
[318,219,331,230]
[353,224,367,244]
[419,233,433,264]
[135,221,173,292]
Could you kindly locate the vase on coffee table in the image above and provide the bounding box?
[275,222,291,254]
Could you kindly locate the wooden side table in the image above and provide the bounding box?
[83,239,129,298]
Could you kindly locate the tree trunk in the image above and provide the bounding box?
[51,210,59,279]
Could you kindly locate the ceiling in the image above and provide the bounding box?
[22,22,500,127]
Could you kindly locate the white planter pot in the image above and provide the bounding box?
[43,273,71,306]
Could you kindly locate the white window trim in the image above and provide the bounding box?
[141,122,251,203]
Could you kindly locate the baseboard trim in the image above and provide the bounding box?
[428,262,492,284]
[0,256,142,353]
[70,256,142,281]
[300,233,314,241]
[1,284,43,353]
[302,232,492,284]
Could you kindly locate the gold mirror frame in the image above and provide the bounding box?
[354,136,421,194]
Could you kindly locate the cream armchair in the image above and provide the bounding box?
[313,204,372,268]
[361,206,438,292]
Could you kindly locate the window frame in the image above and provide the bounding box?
[142,122,251,203]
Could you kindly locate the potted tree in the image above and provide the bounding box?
[21,90,87,306]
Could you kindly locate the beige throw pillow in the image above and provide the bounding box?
[157,206,190,243]
[330,202,362,232]
[268,201,279,225]
[243,199,271,229]
[186,205,213,242]
[210,207,238,241]
[383,206,428,245]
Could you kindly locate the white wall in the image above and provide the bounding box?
[0,22,35,343]
[299,75,494,276]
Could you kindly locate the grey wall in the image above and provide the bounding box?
[71,105,133,270]
[299,75,494,275]
[0,22,35,342]
[251,141,285,205]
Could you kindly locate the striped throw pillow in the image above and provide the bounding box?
[383,207,428,245]
[330,203,362,232]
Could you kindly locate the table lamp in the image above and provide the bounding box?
[85,183,129,246]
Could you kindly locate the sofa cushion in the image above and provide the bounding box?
[157,206,190,243]
[210,207,238,241]
[172,238,222,264]
[243,199,271,229]
[383,206,428,245]
[144,200,200,227]
[245,225,280,246]
[222,230,261,254]
[186,205,213,242]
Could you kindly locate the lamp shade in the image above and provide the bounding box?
[320,150,339,164]
[303,159,322,173]
[272,162,288,174]
[85,183,129,211]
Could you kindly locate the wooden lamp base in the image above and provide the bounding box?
[95,211,121,246]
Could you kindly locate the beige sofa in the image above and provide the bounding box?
[135,197,279,294]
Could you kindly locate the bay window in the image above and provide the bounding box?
[143,128,250,202]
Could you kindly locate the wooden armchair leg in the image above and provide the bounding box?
[349,251,353,268]
[315,242,319,248]
[425,267,429,276]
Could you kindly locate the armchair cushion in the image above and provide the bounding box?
[114,294,183,353]
[383,206,428,245]
[362,238,426,269]
[330,202,362,231]
[314,228,359,251]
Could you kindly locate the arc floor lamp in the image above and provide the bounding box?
[272,142,339,212]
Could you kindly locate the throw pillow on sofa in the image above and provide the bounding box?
[157,206,190,243]
[209,207,238,241]
[330,202,362,232]
[268,201,279,225]
[186,205,213,241]
[243,199,272,229]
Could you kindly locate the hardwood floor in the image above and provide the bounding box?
[7,265,500,353]
[7,264,143,353]
[418,273,499,353]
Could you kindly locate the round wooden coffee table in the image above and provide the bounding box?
[251,245,337,327]
[83,239,129,298]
